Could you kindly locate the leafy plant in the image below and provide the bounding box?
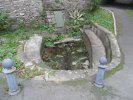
[55,33,65,41]
[43,37,55,46]
[0,12,12,31]
[68,31,81,37]
[42,34,65,46]
[69,10,84,25]
[89,0,101,11]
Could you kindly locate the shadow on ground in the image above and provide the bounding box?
[102,2,133,10]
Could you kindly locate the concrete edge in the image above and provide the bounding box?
[94,23,121,71]
[101,7,117,36]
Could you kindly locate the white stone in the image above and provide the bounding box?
[31,76,44,80]
[72,62,76,66]
[25,62,33,67]
[20,12,25,16]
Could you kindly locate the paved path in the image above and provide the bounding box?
[105,4,133,100]
[1,4,133,100]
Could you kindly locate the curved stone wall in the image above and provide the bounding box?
[91,23,121,71]
[90,24,112,62]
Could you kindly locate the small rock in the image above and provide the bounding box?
[0,38,7,44]
[31,76,44,80]
[72,62,76,66]
[83,66,88,69]
[25,62,33,67]
[83,60,89,66]
[77,49,83,53]
[20,13,25,16]
[82,60,89,69]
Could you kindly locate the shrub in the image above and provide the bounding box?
[89,0,101,11]
[0,12,12,31]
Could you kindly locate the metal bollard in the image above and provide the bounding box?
[2,59,20,95]
[95,57,108,88]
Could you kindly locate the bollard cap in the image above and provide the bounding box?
[2,59,14,69]
[99,57,107,65]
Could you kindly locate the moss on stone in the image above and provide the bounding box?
[104,48,124,79]
[62,79,88,87]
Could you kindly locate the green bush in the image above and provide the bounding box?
[90,0,101,11]
[0,12,12,31]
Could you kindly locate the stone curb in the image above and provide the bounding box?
[94,23,121,71]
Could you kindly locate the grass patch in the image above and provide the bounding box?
[0,22,54,72]
[83,8,114,33]
[104,62,123,79]
[62,79,88,87]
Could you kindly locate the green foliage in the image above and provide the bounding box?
[55,0,60,3]
[69,10,84,25]
[83,8,114,32]
[28,20,55,32]
[43,36,55,46]
[66,10,83,37]
[55,33,65,41]
[0,12,12,31]
[0,20,55,72]
[66,8,114,37]
[68,31,82,37]
[90,0,101,11]
[42,33,65,46]
[67,10,92,37]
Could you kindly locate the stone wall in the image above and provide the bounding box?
[0,0,43,20]
[42,0,89,11]
[0,0,90,20]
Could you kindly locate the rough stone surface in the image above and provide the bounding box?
[43,0,89,11]
[84,29,106,69]
[24,34,43,64]
[93,24,121,71]
[0,0,43,19]
[0,78,129,100]
[44,69,96,82]
[0,0,90,20]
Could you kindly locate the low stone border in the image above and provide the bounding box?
[93,24,121,71]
